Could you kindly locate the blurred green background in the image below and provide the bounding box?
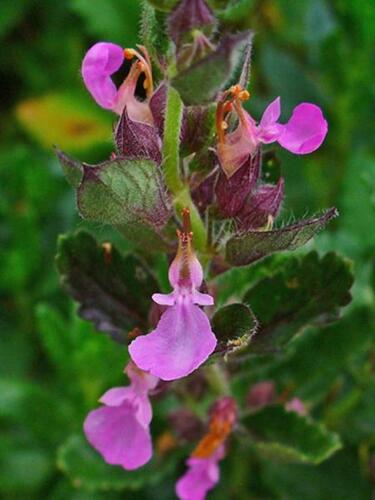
[1,0,375,498]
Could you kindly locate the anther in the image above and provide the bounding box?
[239,89,250,101]
[124,48,135,60]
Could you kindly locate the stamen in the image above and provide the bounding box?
[239,89,250,101]
[123,45,154,97]
[124,48,135,60]
[175,209,194,283]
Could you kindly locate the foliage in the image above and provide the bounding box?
[1,0,375,499]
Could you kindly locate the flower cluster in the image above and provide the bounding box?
[56,0,334,498]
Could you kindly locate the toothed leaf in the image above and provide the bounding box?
[226,208,338,266]
[56,231,159,342]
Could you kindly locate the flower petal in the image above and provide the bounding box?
[81,42,124,110]
[84,402,152,470]
[176,456,221,500]
[257,97,283,144]
[99,387,133,407]
[129,303,217,381]
[277,103,328,154]
[217,111,258,178]
[152,292,176,306]
[260,97,281,127]
[193,290,214,306]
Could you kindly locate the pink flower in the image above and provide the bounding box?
[176,397,237,500]
[81,42,153,123]
[129,209,217,381]
[83,361,158,470]
[176,446,225,500]
[217,87,328,177]
[285,397,307,416]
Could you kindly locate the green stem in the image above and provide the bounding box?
[162,85,208,254]
[204,362,230,396]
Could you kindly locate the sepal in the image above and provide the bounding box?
[168,0,216,46]
[115,107,162,164]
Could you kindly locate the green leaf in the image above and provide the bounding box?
[141,2,171,72]
[218,0,254,24]
[261,449,371,500]
[55,148,83,188]
[267,308,374,403]
[0,436,52,494]
[56,231,159,342]
[242,405,341,464]
[78,158,171,227]
[0,378,71,447]
[225,208,338,266]
[56,151,172,248]
[212,254,288,307]
[36,303,125,406]
[0,0,28,39]
[57,434,176,492]
[16,93,112,152]
[212,303,258,356]
[172,31,252,105]
[243,251,353,350]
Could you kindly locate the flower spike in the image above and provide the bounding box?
[129,209,217,381]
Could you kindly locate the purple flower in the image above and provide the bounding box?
[83,361,158,470]
[176,445,225,500]
[217,86,328,177]
[81,42,154,123]
[129,209,217,381]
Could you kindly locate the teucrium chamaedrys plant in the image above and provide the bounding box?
[55,0,349,498]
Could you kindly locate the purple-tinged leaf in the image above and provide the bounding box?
[149,84,168,137]
[115,108,162,164]
[168,0,216,46]
[237,178,285,230]
[216,151,261,218]
[76,157,171,229]
[226,208,338,266]
[183,103,216,154]
[56,231,159,343]
[55,147,83,188]
[172,31,253,105]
